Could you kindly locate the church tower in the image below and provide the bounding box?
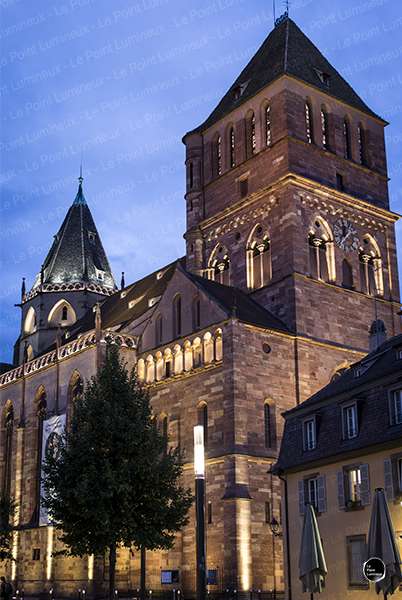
[15,175,116,364]
[183,16,400,371]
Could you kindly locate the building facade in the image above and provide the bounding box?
[0,15,400,597]
[275,334,402,599]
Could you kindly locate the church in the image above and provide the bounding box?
[0,15,400,597]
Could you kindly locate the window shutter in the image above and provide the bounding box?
[360,464,371,506]
[337,471,346,509]
[384,458,394,501]
[317,475,327,513]
[298,480,305,515]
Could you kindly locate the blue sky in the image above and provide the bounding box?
[1,0,401,363]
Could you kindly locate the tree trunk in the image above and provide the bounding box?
[140,546,146,600]
[109,543,117,600]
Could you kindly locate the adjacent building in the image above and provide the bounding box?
[0,14,400,597]
[275,334,402,600]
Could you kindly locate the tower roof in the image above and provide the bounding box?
[187,17,382,135]
[31,178,116,293]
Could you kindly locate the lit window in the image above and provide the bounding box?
[265,105,272,147]
[321,109,329,149]
[305,102,313,144]
[347,467,362,503]
[229,127,235,168]
[303,418,316,451]
[215,135,222,176]
[343,403,358,439]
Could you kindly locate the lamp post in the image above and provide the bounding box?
[194,425,206,600]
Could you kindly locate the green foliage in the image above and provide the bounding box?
[0,495,15,561]
[43,343,193,559]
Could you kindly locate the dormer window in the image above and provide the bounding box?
[303,417,316,451]
[233,80,250,100]
[342,403,358,439]
[95,269,105,281]
[315,69,330,87]
[88,231,96,243]
[390,390,402,425]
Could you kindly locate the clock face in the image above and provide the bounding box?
[334,218,359,253]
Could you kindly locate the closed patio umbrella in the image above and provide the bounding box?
[299,503,327,599]
[367,487,402,598]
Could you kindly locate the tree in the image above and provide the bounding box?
[43,343,193,600]
[0,495,15,562]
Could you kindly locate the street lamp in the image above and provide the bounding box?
[194,425,206,600]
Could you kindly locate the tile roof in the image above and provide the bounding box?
[186,270,289,333]
[186,17,381,136]
[31,179,116,293]
[275,334,402,473]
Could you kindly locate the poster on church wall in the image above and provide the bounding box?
[39,413,66,526]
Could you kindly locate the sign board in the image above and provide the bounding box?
[363,557,386,583]
[39,414,66,526]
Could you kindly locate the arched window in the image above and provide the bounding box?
[137,358,145,381]
[343,119,351,159]
[214,329,223,362]
[155,314,163,347]
[246,112,256,158]
[342,259,354,289]
[197,403,208,448]
[214,135,222,177]
[209,245,231,285]
[265,105,272,147]
[192,297,201,331]
[203,332,214,364]
[229,127,235,169]
[24,306,37,334]
[189,162,194,189]
[359,235,383,296]
[172,295,182,338]
[26,344,34,361]
[155,352,164,381]
[146,355,155,383]
[161,415,168,453]
[193,337,202,368]
[67,371,83,427]
[173,344,183,374]
[2,404,14,498]
[246,225,272,290]
[48,299,76,327]
[358,124,367,166]
[308,218,335,283]
[184,340,193,371]
[321,108,329,149]
[264,402,276,449]
[35,387,47,524]
[305,101,314,144]
[164,349,173,378]
[369,319,387,351]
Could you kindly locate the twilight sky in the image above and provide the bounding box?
[1,0,401,364]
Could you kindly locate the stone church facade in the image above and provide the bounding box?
[0,16,400,597]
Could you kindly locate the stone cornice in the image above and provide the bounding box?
[198,172,399,243]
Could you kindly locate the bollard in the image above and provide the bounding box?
[115,591,118,599]
[258,590,261,600]
[78,589,81,600]
[82,590,86,600]
[234,589,237,600]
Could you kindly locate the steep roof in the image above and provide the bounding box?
[66,260,179,339]
[186,270,289,333]
[187,17,381,135]
[31,178,116,292]
[275,334,402,473]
